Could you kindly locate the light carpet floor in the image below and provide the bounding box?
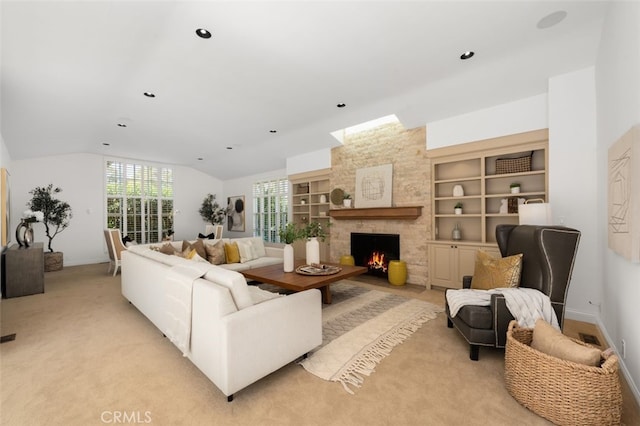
[1,263,638,426]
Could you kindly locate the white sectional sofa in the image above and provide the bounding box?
[121,241,322,401]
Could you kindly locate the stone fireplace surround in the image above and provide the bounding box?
[329,123,430,287]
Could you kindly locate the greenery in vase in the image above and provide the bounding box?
[27,184,72,252]
[199,193,226,225]
[278,223,302,244]
[303,221,328,242]
[510,182,520,188]
[454,202,463,209]
[343,193,351,199]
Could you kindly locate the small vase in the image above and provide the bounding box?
[511,187,520,194]
[452,223,462,241]
[454,208,462,215]
[15,220,35,248]
[283,244,294,272]
[306,237,320,265]
[343,199,352,208]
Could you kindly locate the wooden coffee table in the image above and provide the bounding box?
[241,260,368,304]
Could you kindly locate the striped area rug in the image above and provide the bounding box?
[298,281,443,394]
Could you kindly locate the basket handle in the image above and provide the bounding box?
[524,198,545,205]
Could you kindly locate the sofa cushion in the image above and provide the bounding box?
[224,242,241,264]
[531,319,602,366]
[250,237,267,258]
[244,256,283,269]
[204,239,226,265]
[471,250,523,290]
[182,239,207,260]
[203,267,253,310]
[247,286,282,304]
[237,239,258,263]
[457,305,493,330]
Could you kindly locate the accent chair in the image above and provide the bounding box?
[104,228,127,276]
[445,224,581,360]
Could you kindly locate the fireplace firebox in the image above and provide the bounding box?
[350,233,400,278]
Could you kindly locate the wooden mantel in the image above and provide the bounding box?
[329,206,423,220]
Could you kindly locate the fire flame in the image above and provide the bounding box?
[367,251,388,272]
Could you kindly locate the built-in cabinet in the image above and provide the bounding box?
[289,169,331,262]
[427,129,548,288]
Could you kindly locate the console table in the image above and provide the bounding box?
[1,243,45,298]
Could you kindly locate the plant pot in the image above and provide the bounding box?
[306,237,320,265]
[343,199,352,208]
[454,208,462,215]
[44,252,63,272]
[283,244,294,272]
[511,187,521,194]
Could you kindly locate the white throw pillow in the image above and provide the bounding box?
[237,239,257,263]
[250,237,266,258]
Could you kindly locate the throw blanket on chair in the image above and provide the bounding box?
[446,288,559,329]
[165,263,211,355]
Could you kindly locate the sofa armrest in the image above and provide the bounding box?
[191,287,321,397]
[462,275,473,289]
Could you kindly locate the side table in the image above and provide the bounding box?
[1,243,45,298]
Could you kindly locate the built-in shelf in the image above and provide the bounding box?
[329,206,422,220]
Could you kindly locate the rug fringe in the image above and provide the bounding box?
[334,310,440,393]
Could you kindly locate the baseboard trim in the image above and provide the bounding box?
[564,309,640,406]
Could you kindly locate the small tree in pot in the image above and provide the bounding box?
[199,194,226,225]
[27,184,72,271]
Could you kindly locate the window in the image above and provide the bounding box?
[106,160,173,244]
[253,178,288,243]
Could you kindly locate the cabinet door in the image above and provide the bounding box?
[457,246,479,283]
[429,245,457,288]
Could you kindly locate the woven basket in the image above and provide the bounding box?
[505,321,622,426]
[495,151,533,174]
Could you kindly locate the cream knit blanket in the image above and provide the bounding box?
[446,287,559,329]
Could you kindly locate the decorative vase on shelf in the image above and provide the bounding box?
[320,194,327,203]
[452,223,462,241]
[306,237,320,265]
[283,244,294,272]
[454,208,462,215]
[15,220,35,248]
[343,199,352,208]
[452,185,464,197]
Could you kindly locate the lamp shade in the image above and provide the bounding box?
[519,199,552,225]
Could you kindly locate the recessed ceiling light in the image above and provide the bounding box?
[337,103,346,108]
[102,143,110,146]
[196,28,212,39]
[537,10,567,29]
[460,51,475,60]
[117,123,127,127]
[269,130,277,133]
[143,92,156,98]
[226,146,233,150]
[197,157,204,161]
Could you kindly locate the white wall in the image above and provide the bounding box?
[595,0,640,400]
[426,94,548,149]
[222,168,287,239]
[548,67,600,322]
[286,148,331,176]
[8,153,222,266]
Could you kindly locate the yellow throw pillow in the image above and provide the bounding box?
[531,319,602,366]
[471,250,523,290]
[224,242,241,264]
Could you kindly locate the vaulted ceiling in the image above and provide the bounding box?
[1,1,609,179]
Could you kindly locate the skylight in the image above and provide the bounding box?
[331,114,401,143]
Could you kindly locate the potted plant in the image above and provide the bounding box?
[278,223,302,272]
[27,184,72,271]
[454,202,463,215]
[199,194,226,226]
[302,221,328,265]
[343,193,352,208]
[510,183,521,194]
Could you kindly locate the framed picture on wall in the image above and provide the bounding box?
[226,195,245,232]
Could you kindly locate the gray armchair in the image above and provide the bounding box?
[445,224,581,360]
